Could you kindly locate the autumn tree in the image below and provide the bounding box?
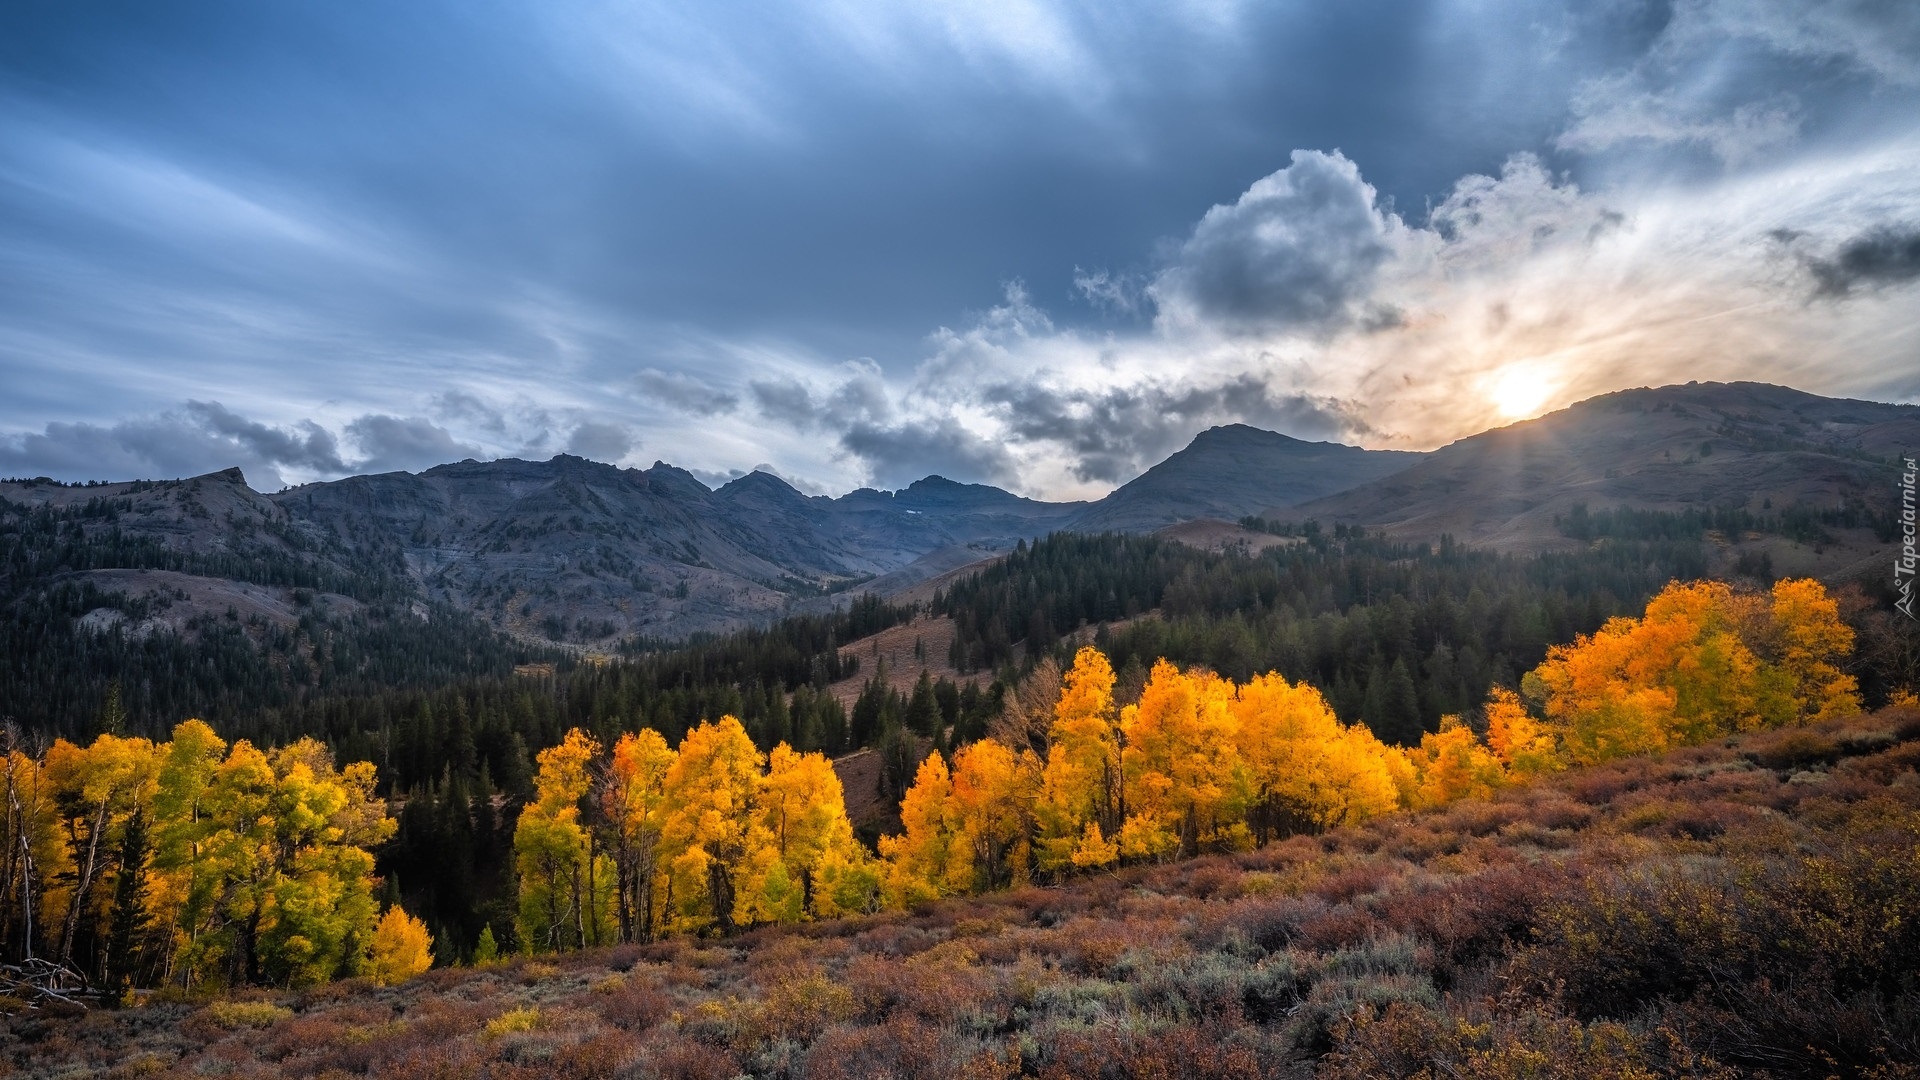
[1036,647,1123,871]
[1119,661,1247,860]
[1484,686,1559,779]
[599,729,674,942]
[757,743,865,920]
[43,733,160,971]
[947,738,1041,891]
[1232,672,1402,840]
[659,716,774,934]
[1526,579,1858,767]
[879,751,957,906]
[1405,717,1505,808]
[514,729,613,952]
[1,727,68,965]
[368,905,434,985]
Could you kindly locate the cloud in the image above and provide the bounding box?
[635,369,739,416]
[344,414,483,474]
[565,419,637,463]
[838,416,1017,489]
[1558,78,1802,166]
[1072,266,1144,315]
[1690,0,1920,87]
[1149,150,1406,336]
[0,403,350,489]
[182,400,348,473]
[1806,225,1920,296]
[748,360,891,431]
[985,374,1364,483]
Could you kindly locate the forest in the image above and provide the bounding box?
[6,571,1915,1078]
[0,574,1862,996]
[9,514,1913,970]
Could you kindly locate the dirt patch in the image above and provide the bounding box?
[825,614,991,712]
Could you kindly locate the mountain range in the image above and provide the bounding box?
[3,381,1914,646]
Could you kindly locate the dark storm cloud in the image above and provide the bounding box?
[344,415,481,474]
[1150,151,1400,336]
[838,417,1016,490]
[1807,225,1920,296]
[182,400,347,473]
[986,374,1366,484]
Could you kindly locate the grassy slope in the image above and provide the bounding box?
[7,709,1919,1080]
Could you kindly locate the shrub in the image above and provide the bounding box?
[193,999,293,1031]
[485,1007,541,1038]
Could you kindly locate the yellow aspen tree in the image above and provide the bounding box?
[878,751,956,907]
[600,728,675,942]
[146,720,227,986]
[1119,662,1247,861]
[757,743,862,921]
[1643,581,1787,738]
[199,739,280,984]
[1766,577,1861,721]
[258,739,391,986]
[1,738,70,965]
[43,733,160,968]
[947,737,1041,891]
[515,729,609,952]
[1036,646,1120,872]
[367,905,434,985]
[1232,672,1400,839]
[658,716,774,934]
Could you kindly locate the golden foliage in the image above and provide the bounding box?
[367,905,434,986]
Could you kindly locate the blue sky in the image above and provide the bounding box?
[2,0,1917,496]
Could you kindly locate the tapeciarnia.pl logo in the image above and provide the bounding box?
[1899,456,1918,620]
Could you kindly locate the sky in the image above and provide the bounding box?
[1,0,1918,498]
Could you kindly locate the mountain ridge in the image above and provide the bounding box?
[7,380,1911,647]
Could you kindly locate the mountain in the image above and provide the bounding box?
[12,381,1909,654]
[1066,424,1421,533]
[1292,381,1918,574]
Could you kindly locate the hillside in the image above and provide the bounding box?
[1067,424,1419,533]
[11,705,1915,1079]
[1293,383,1915,573]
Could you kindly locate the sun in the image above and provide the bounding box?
[1491,366,1552,419]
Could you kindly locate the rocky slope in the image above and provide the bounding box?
[1291,381,1918,576]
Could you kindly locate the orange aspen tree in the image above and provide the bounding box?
[1483,686,1560,779]
[946,737,1041,891]
[599,728,675,942]
[1,733,69,964]
[43,733,160,968]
